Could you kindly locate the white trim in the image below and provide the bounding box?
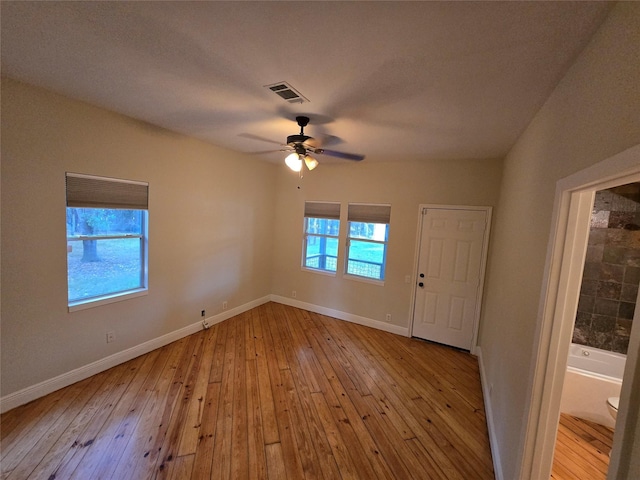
[0,296,270,413]
[477,346,505,480]
[270,295,409,337]
[521,143,640,479]
[301,266,337,277]
[408,204,492,354]
[68,288,148,312]
[342,273,385,287]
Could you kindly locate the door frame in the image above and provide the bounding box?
[521,143,640,479]
[408,204,492,354]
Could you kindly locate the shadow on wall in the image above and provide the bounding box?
[573,182,640,355]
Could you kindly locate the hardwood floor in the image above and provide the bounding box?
[1,302,494,479]
[551,413,614,480]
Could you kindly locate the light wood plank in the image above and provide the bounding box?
[301,314,395,480]
[348,318,493,476]
[88,347,171,480]
[208,318,228,383]
[153,333,207,479]
[1,376,96,478]
[177,325,217,457]
[264,443,286,480]
[3,371,110,480]
[230,315,250,479]
[210,316,236,480]
[253,308,280,446]
[166,453,194,480]
[552,413,613,480]
[108,336,190,480]
[245,359,268,480]
[0,303,495,479]
[189,381,221,478]
[11,363,128,480]
[310,391,360,480]
[281,367,340,480]
[32,356,148,480]
[260,305,306,479]
[129,334,199,479]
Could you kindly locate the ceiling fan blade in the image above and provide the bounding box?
[246,149,286,155]
[316,149,365,161]
[302,137,320,149]
[315,134,342,147]
[238,133,283,145]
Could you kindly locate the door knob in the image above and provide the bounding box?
[418,282,424,287]
[419,273,424,278]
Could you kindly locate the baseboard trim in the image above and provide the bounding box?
[269,295,409,337]
[0,296,406,412]
[0,296,271,413]
[477,346,504,480]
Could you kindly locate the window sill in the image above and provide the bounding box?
[301,267,337,277]
[343,274,385,286]
[68,288,148,312]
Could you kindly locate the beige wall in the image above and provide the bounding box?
[270,159,502,328]
[0,75,503,399]
[478,3,640,478]
[1,78,276,395]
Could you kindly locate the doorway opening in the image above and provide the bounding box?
[551,182,640,478]
[522,144,640,480]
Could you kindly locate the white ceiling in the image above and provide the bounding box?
[1,1,612,164]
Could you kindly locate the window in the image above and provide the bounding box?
[66,173,148,309]
[302,201,340,273]
[346,203,391,281]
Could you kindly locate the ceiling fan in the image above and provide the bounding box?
[245,116,365,172]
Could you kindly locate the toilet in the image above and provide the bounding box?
[607,396,620,421]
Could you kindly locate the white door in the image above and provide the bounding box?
[412,207,490,350]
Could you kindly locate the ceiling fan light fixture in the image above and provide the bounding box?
[285,152,303,172]
[304,155,318,171]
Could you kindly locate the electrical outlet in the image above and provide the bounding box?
[106,331,115,343]
[292,290,297,298]
[222,301,228,310]
[405,275,411,284]
[201,310,206,317]
[386,313,392,322]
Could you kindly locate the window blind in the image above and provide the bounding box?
[66,173,148,210]
[347,203,391,224]
[304,201,341,220]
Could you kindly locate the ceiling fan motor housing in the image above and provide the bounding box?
[287,134,312,146]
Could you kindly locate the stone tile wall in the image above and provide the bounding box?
[573,183,640,354]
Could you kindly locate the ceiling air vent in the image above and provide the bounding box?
[265,82,309,104]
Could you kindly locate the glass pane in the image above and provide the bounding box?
[348,221,388,241]
[305,217,340,236]
[66,208,143,236]
[304,235,338,272]
[67,237,143,302]
[347,240,385,280]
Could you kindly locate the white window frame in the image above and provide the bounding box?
[344,203,391,284]
[66,173,149,311]
[302,201,341,275]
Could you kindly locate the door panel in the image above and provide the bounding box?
[426,238,443,278]
[412,208,489,350]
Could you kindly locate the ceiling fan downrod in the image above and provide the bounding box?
[287,116,312,146]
